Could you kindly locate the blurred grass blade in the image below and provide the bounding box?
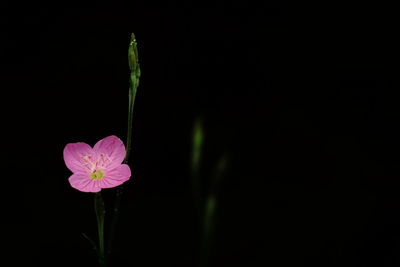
[191,118,204,175]
[199,155,229,267]
[199,195,216,267]
[191,118,204,210]
[210,154,229,195]
[203,196,216,240]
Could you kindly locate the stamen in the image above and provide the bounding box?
[81,155,96,171]
[96,153,112,168]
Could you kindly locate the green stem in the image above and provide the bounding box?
[108,32,140,259]
[95,192,106,267]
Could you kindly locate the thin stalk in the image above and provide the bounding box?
[108,33,140,257]
[95,192,106,267]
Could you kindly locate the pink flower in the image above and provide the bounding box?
[63,135,131,193]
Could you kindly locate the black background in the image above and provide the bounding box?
[2,3,400,266]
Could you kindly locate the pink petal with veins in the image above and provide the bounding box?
[93,135,126,169]
[101,164,131,188]
[68,173,101,193]
[63,142,95,173]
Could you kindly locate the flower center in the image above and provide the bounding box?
[90,170,104,180]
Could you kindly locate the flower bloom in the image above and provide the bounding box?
[63,135,131,192]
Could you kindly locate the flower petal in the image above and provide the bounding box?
[93,135,126,169]
[68,173,101,193]
[100,164,131,188]
[63,142,95,173]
